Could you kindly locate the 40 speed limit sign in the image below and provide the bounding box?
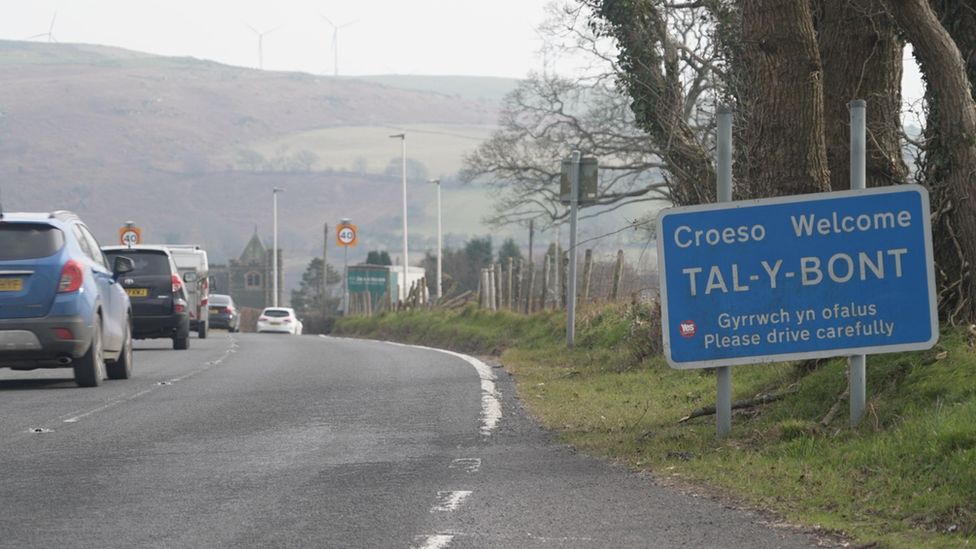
[336,223,358,247]
[119,226,142,247]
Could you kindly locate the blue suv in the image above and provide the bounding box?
[0,211,135,387]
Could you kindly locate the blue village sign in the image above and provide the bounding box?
[657,185,938,369]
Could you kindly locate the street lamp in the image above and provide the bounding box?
[428,178,442,300]
[272,187,284,307]
[389,133,407,302]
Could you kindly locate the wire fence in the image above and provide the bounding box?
[468,247,659,313]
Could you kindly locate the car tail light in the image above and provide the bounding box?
[222,307,232,314]
[171,274,182,294]
[57,260,84,293]
[53,327,74,340]
[258,316,268,322]
[201,297,208,305]
[174,299,186,313]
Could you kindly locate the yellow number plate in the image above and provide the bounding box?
[209,307,220,314]
[0,278,23,292]
[126,288,149,297]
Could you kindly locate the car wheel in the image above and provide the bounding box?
[74,318,105,387]
[173,336,189,350]
[106,320,133,380]
[198,321,208,339]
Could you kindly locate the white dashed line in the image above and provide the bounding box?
[411,534,454,549]
[449,458,482,473]
[60,336,238,424]
[431,490,472,512]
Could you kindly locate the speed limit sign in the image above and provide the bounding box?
[119,226,142,247]
[336,223,357,247]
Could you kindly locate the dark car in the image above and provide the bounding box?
[0,211,135,387]
[207,293,239,332]
[103,245,191,350]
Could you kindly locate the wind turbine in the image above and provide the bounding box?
[27,12,58,42]
[245,23,280,70]
[320,14,356,77]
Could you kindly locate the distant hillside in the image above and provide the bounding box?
[351,75,520,104]
[0,40,518,293]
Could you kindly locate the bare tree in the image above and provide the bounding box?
[461,73,669,228]
[463,1,724,229]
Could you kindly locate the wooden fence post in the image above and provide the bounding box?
[610,249,625,301]
[541,254,551,310]
[506,257,514,311]
[494,263,502,311]
[581,248,593,302]
[478,268,485,308]
[515,258,524,312]
[525,260,536,313]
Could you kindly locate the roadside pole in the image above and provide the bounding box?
[322,222,328,320]
[716,106,733,439]
[567,151,581,349]
[849,99,867,427]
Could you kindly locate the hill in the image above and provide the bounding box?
[0,40,521,291]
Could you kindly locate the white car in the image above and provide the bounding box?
[256,307,303,335]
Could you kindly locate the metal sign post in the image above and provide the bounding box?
[560,153,598,349]
[336,219,357,315]
[716,106,733,439]
[567,151,581,348]
[849,99,867,427]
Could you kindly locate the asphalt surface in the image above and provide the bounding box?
[0,332,830,548]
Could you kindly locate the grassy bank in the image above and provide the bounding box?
[334,305,976,548]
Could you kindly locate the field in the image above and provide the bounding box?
[245,124,497,178]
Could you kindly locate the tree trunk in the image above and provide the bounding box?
[816,0,908,190]
[931,0,976,103]
[736,0,831,198]
[888,0,976,323]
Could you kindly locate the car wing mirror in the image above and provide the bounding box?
[113,256,135,276]
[183,271,198,283]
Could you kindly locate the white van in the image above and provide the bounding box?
[166,245,210,338]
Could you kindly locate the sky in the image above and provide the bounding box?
[0,1,925,102]
[0,0,556,77]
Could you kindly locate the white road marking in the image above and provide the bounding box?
[411,534,454,549]
[526,532,596,542]
[388,342,502,436]
[322,336,503,436]
[449,458,482,473]
[59,336,238,425]
[63,387,155,423]
[431,490,472,512]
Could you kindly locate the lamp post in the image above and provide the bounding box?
[390,133,407,302]
[272,187,284,307]
[428,179,442,300]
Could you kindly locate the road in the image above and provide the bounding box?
[0,332,829,548]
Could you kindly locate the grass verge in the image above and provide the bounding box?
[334,304,976,548]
